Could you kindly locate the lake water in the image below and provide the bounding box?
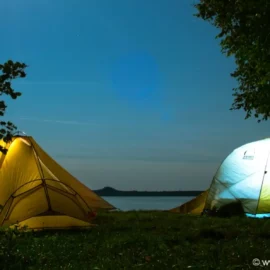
[102,196,194,211]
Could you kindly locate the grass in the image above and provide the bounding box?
[1,211,270,269]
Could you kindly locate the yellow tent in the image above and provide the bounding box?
[170,190,208,215]
[0,136,115,230]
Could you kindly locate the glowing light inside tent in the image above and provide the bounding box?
[246,213,270,218]
[219,189,235,199]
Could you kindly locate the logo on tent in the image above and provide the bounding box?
[243,150,255,160]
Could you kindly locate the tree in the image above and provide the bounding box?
[194,0,270,122]
[0,60,27,153]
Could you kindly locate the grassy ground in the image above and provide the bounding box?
[1,211,270,269]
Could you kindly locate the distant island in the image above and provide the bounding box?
[93,186,203,197]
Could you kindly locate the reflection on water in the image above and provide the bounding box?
[102,196,194,211]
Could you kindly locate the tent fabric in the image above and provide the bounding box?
[205,138,270,215]
[15,216,93,230]
[170,190,208,214]
[0,136,115,229]
[170,138,270,217]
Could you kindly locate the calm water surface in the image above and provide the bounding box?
[102,196,194,211]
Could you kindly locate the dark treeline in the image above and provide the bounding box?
[94,186,203,197]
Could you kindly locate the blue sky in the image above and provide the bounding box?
[1,0,269,191]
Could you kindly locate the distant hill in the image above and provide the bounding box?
[93,186,203,197]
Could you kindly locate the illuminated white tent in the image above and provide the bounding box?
[172,138,270,218]
[205,138,270,217]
